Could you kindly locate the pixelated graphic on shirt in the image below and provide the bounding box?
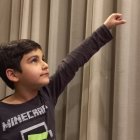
[20,122,53,140]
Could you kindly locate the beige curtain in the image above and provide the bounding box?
[0,0,140,140]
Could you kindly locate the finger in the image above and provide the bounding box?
[113,13,123,17]
[116,20,127,25]
[120,20,127,24]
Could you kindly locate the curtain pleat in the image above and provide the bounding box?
[112,0,140,140]
[64,0,87,140]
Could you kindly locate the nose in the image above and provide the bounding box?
[42,61,48,70]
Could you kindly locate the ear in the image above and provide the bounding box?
[6,68,19,82]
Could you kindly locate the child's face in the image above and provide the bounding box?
[16,48,49,89]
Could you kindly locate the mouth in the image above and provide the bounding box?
[40,72,49,77]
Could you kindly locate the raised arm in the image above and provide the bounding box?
[47,13,126,104]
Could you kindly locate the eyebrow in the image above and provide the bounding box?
[27,54,45,61]
[26,55,38,61]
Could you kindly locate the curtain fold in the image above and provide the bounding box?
[0,0,140,140]
[113,0,140,140]
[0,0,12,98]
[80,0,115,140]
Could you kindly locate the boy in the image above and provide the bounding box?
[0,13,126,140]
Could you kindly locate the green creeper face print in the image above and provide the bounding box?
[20,122,53,140]
[28,132,48,140]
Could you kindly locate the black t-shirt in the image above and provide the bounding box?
[0,25,112,140]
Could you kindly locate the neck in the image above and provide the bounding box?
[2,87,39,104]
[14,87,38,102]
[1,81,41,104]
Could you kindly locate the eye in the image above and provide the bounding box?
[31,57,39,63]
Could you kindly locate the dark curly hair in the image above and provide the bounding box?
[0,39,42,89]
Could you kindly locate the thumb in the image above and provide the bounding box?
[115,19,127,25]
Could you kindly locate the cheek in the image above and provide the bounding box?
[22,67,41,80]
[21,72,41,86]
[27,70,40,78]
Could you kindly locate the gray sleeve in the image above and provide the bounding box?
[47,24,113,104]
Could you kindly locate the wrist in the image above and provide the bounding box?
[103,23,111,30]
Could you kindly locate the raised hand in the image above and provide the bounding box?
[104,13,126,29]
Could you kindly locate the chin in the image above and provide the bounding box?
[37,78,50,87]
[42,79,50,85]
